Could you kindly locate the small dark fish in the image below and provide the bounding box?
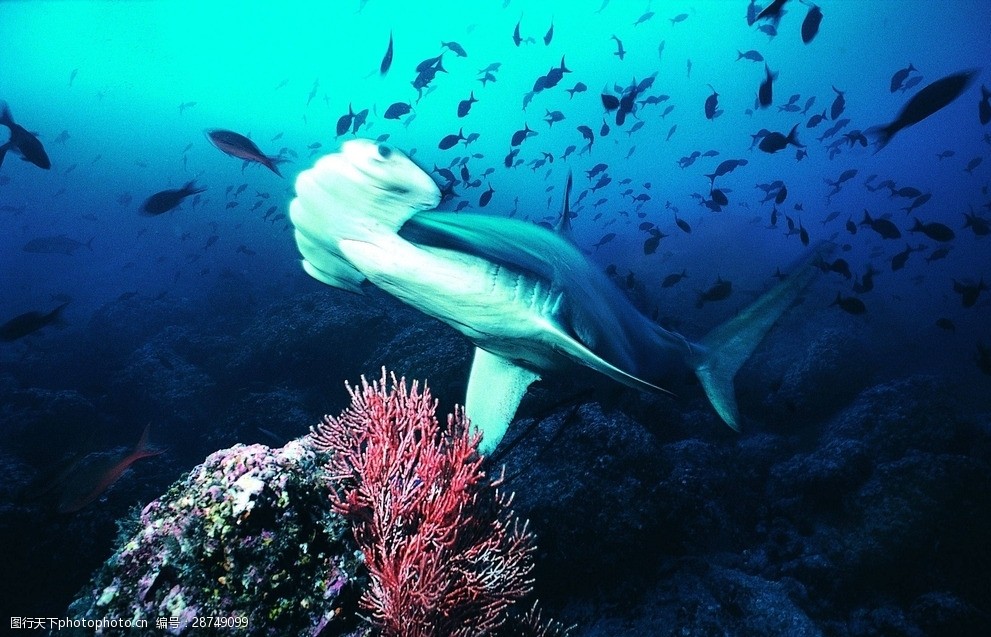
[643,229,666,255]
[513,16,522,46]
[634,11,656,26]
[457,92,478,118]
[380,31,393,75]
[846,217,857,234]
[674,214,691,233]
[860,209,901,239]
[737,49,764,62]
[910,218,955,242]
[775,185,788,204]
[593,232,616,250]
[873,69,976,149]
[206,129,285,177]
[801,1,823,44]
[976,343,991,376]
[336,103,355,137]
[758,125,803,153]
[891,243,921,271]
[830,86,845,120]
[504,148,519,167]
[511,123,534,146]
[758,64,776,108]
[890,63,917,93]
[611,35,626,60]
[577,125,594,148]
[141,181,206,215]
[926,246,951,263]
[828,258,852,279]
[696,277,732,308]
[384,101,412,119]
[661,269,688,288]
[566,82,587,98]
[23,235,93,255]
[438,129,466,150]
[935,318,955,333]
[964,156,983,174]
[543,20,554,45]
[479,183,495,207]
[953,279,988,308]
[441,41,468,57]
[668,13,687,25]
[980,85,991,125]
[704,85,719,119]
[0,102,51,170]
[831,292,866,315]
[1,302,69,341]
[963,210,990,236]
[711,188,729,207]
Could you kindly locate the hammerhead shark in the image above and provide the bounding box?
[290,140,820,454]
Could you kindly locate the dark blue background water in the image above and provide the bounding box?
[1,0,990,632]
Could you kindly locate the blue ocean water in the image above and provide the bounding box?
[1,0,990,634]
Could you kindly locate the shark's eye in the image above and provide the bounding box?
[377,144,392,159]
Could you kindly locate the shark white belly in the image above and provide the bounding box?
[290,140,823,454]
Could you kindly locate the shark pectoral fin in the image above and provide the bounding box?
[692,245,827,431]
[466,348,540,456]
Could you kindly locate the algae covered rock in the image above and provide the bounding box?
[67,440,368,637]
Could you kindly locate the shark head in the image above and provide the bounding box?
[289,140,440,292]
[338,139,441,213]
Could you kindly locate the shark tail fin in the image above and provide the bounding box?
[690,245,826,430]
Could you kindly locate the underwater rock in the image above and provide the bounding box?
[825,375,969,459]
[363,320,472,407]
[504,402,669,584]
[82,294,199,370]
[67,441,368,637]
[741,326,871,427]
[0,386,99,460]
[112,335,216,427]
[229,290,409,385]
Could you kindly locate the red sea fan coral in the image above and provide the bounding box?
[308,370,535,637]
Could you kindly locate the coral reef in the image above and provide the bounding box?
[310,372,535,637]
[67,441,367,636]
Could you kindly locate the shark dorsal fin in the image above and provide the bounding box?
[555,171,574,238]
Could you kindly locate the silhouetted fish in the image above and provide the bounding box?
[0,102,51,170]
[758,125,803,153]
[142,181,206,215]
[23,235,93,255]
[980,85,991,125]
[438,129,465,150]
[759,64,776,108]
[205,129,285,177]
[696,277,732,308]
[704,85,719,119]
[890,63,917,92]
[910,218,955,242]
[801,1,823,43]
[0,302,68,341]
[860,210,901,239]
[457,92,478,117]
[831,293,866,315]
[380,31,394,75]
[873,69,976,149]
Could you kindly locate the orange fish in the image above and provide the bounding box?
[57,422,164,514]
